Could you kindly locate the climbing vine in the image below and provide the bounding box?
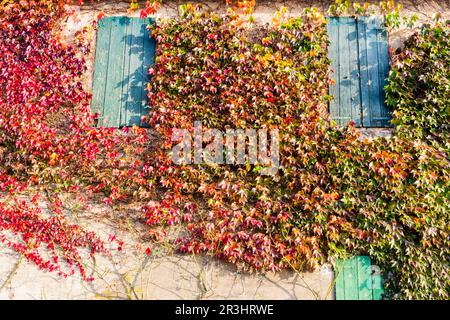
[327,0,419,30]
[145,5,449,299]
[0,0,150,280]
[386,19,450,152]
[0,0,448,299]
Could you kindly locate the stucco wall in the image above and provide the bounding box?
[0,244,334,300]
[0,195,334,300]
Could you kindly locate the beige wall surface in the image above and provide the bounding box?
[0,195,334,300]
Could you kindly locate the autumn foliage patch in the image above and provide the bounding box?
[145,7,449,299]
[0,1,448,299]
[0,0,150,279]
[386,20,450,152]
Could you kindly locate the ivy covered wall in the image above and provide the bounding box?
[0,1,448,300]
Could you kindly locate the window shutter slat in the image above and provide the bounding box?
[356,256,373,300]
[343,255,359,300]
[358,17,371,128]
[328,18,341,124]
[348,18,362,126]
[364,17,383,128]
[102,17,127,128]
[328,17,362,126]
[335,256,383,300]
[375,21,391,127]
[92,17,155,128]
[91,18,112,126]
[328,16,391,128]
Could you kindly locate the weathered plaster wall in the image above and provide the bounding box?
[0,245,334,300]
[0,195,334,300]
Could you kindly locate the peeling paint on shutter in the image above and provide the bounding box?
[91,17,155,128]
[328,17,391,127]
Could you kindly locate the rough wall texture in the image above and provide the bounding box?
[0,195,334,300]
[0,244,334,300]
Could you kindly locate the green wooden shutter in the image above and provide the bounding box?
[328,16,391,127]
[92,17,155,128]
[335,256,385,300]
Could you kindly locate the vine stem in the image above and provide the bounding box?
[0,254,23,292]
